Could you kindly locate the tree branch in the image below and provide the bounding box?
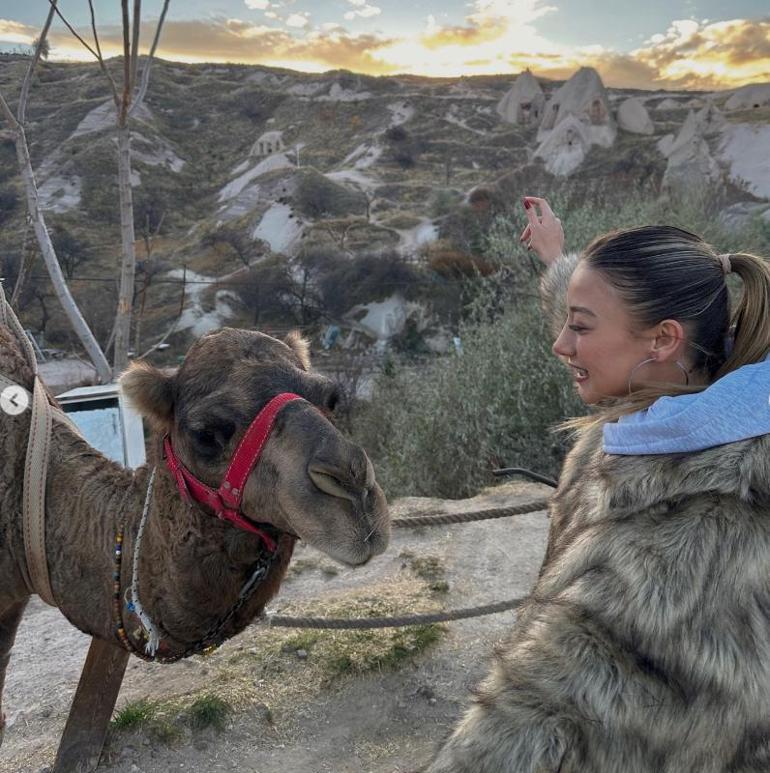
[19,1,57,125]
[87,0,121,108]
[128,0,170,118]
[47,0,100,60]
[129,0,142,97]
[120,0,131,125]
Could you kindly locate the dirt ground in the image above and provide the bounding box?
[0,481,550,773]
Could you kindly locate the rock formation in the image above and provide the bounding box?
[655,97,682,110]
[496,70,545,126]
[534,115,592,177]
[617,97,654,135]
[725,83,770,111]
[538,67,615,148]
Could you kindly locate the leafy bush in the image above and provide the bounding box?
[318,250,423,317]
[355,290,586,499]
[294,168,367,219]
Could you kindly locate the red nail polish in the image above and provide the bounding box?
[523,200,531,209]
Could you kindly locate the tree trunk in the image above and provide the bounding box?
[13,126,112,383]
[113,124,137,376]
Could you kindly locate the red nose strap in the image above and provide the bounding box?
[163,392,304,552]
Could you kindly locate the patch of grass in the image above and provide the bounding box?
[184,694,231,732]
[111,698,183,745]
[327,624,444,676]
[112,699,157,730]
[406,555,450,594]
[281,631,321,653]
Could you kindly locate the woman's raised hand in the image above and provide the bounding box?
[519,196,564,267]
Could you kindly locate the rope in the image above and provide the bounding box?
[260,498,549,630]
[262,597,525,630]
[128,466,162,656]
[392,498,550,528]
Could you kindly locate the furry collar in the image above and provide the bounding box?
[564,421,770,513]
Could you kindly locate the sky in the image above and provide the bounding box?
[0,1,768,90]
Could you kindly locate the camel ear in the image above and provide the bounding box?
[285,330,311,370]
[119,361,176,430]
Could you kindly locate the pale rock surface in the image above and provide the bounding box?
[538,67,615,149]
[252,203,303,254]
[534,115,592,177]
[717,124,770,199]
[662,133,722,194]
[725,83,770,111]
[496,70,545,125]
[617,97,654,134]
[655,97,682,110]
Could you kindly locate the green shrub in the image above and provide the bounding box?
[294,168,367,218]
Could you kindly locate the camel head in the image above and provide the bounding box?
[120,328,389,566]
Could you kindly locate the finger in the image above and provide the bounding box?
[524,196,555,221]
[524,203,541,229]
[519,225,531,243]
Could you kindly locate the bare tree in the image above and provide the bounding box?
[133,210,166,353]
[0,3,112,381]
[53,0,170,375]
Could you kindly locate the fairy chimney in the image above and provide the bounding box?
[534,114,592,177]
[538,67,615,148]
[496,70,545,126]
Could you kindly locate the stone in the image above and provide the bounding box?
[617,97,654,135]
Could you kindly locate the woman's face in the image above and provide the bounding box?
[552,263,687,405]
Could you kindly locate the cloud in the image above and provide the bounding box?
[420,0,555,49]
[630,18,770,89]
[343,4,382,21]
[0,18,35,44]
[38,17,399,75]
[286,13,310,28]
[244,0,270,9]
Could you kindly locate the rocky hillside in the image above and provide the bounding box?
[0,56,768,361]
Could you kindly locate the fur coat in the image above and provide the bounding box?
[429,254,770,773]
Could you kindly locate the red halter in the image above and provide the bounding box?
[163,392,304,553]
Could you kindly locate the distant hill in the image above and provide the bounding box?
[0,57,767,360]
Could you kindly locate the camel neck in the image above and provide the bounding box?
[42,421,152,640]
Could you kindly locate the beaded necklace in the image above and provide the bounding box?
[111,469,280,664]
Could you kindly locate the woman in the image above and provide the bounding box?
[429,197,770,772]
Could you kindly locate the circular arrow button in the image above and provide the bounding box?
[1,385,30,416]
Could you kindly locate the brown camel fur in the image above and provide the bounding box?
[0,325,389,741]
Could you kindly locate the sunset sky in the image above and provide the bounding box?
[1,1,768,90]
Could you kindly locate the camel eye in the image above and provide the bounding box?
[190,419,236,456]
[193,429,217,447]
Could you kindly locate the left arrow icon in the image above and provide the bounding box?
[1,386,30,416]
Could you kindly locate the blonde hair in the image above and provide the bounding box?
[553,225,770,437]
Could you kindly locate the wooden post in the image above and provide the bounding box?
[53,638,129,773]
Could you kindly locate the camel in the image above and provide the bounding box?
[0,324,390,743]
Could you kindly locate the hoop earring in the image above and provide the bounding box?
[627,357,690,394]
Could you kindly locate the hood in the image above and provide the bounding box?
[603,351,770,455]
